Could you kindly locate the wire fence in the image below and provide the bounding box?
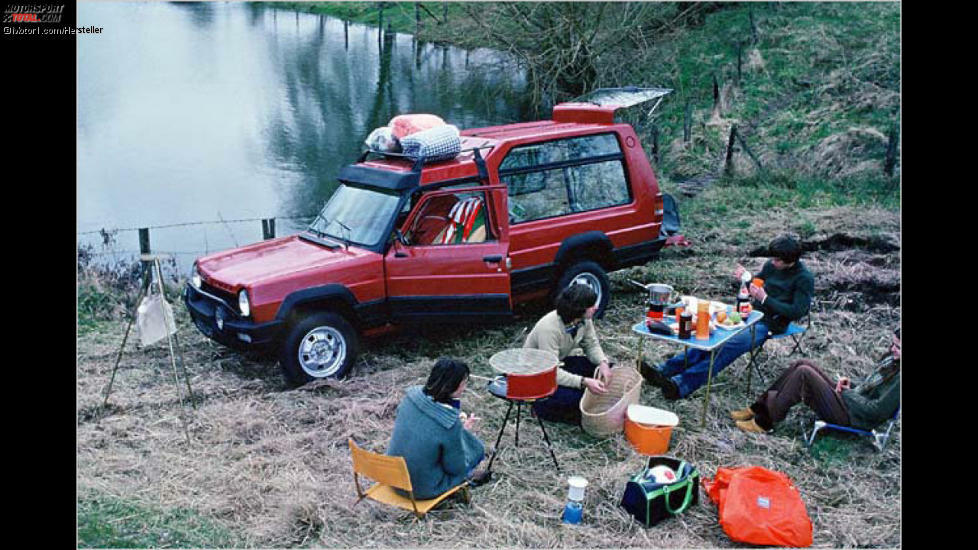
[77,214,321,275]
[77,214,316,237]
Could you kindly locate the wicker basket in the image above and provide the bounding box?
[579,365,643,437]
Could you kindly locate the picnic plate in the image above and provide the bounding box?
[715,321,746,330]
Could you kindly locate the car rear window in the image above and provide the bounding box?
[499,133,631,223]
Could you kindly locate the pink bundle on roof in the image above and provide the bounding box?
[390,114,446,139]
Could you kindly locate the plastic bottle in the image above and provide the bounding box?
[737,270,752,317]
[695,301,711,340]
[736,283,750,317]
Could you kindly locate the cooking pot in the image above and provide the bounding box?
[630,280,684,309]
[489,348,560,400]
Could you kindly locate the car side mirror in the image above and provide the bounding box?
[394,228,410,246]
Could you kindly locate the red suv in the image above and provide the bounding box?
[185,88,676,385]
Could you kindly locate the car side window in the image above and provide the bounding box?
[404,190,492,246]
[500,133,630,223]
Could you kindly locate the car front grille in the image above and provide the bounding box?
[201,281,236,307]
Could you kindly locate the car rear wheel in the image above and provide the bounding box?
[280,312,359,386]
[555,260,611,319]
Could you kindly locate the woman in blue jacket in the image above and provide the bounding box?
[387,358,487,499]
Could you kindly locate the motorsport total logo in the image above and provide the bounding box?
[4,3,102,35]
[3,3,64,23]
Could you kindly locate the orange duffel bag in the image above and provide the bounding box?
[702,466,813,547]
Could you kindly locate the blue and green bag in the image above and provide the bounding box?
[620,456,700,527]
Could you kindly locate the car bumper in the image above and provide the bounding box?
[183,284,283,349]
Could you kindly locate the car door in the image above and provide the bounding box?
[384,184,512,324]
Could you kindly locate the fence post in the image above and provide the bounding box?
[344,19,349,50]
[737,40,743,84]
[415,2,420,35]
[712,74,720,112]
[724,124,738,175]
[138,228,152,289]
[884,123,899,177]
[651,124,660,164]
[262,218,276,240]
[683,100,692,144]
[749,6,759,45]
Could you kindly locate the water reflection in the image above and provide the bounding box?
[77,2,528,272]
[168,1,215,28]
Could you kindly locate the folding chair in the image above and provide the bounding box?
[348,438,470,519]
[745,314,811,395]
[769,316,810,356]
[805,408,900,452]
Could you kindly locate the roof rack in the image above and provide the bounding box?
[344,146,493,191]
[357,145,495,170]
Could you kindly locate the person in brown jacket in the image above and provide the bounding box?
[523,284,613,424]
[733,327,900,433]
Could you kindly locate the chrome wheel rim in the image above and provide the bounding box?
[297,326,347,378]
[570,272,602,308]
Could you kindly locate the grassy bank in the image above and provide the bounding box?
[78,491,242,548]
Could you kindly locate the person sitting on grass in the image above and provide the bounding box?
[523,284,614,425]
[387,358,489,499]
[732,327,901,434]
[643,234,815,400]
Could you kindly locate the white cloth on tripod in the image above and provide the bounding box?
[137,293,177,347]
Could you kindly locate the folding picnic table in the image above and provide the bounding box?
[632,310,764,428]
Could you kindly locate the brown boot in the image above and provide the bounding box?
[729,407,754,421]
[736,418,767,434]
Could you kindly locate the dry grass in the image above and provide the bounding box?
[77,204,900,547]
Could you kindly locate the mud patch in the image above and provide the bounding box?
[747,232,900,311]
[750,233,899,256]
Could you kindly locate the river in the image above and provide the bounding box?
[77,1,528,275]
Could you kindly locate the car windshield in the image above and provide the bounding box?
[307,184,401,247]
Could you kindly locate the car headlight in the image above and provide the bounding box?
[238,289,251,317]
[191,265,202,289]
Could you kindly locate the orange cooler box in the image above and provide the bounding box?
[625,405,680,455]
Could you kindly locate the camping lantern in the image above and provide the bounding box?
[562,476,589,524]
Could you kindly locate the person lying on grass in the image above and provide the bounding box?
[387,358,490,499]
[522,283,614,425]
[732,327,901,434]
[643,234,815,400]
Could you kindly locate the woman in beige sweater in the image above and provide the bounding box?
[523,284,614,424]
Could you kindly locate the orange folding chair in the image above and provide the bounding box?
[348,438,470,519]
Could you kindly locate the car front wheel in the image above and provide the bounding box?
[555,260,611,319]
[280,312,359,386]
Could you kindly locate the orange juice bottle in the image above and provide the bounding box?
[696,301,711,340]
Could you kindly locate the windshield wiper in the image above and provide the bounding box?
[306,211,331,239]
[302,211,341,247]
[334,220,352,250]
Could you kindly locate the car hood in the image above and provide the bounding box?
[197,234,373,289]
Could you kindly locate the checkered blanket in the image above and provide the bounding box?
[400,124,461,162]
